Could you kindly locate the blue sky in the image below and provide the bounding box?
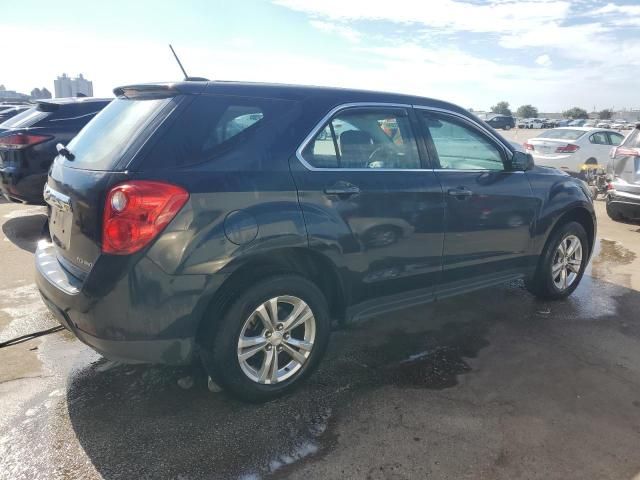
[2,0,640,111]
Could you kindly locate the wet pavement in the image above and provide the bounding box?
[1,198,640,480]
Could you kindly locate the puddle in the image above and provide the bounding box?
[590,238,637,289]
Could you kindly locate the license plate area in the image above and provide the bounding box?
[50,206,72,250]
[44,185,73,250]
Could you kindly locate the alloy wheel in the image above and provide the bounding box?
[551,235,583,291]
[237,295,316,384]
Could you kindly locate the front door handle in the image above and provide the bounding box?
[324,183,361,197]
[447,187,473,198]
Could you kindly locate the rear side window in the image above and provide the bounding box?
[65,97,171,170]
[144,94,296,169]
[589,132,608,145]
[538,129,585,140]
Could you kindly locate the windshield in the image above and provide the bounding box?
[64,97,170,170]
[537,129,586,140]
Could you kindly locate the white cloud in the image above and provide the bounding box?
[535,54,552,67]
[274,0,572,34]
[309,20,361,43]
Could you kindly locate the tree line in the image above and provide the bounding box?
[486,101,613,120]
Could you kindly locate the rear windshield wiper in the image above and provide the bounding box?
[56,143,75,161]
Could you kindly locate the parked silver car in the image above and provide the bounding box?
[606,124,640,221]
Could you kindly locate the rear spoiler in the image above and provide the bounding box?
[113,81,207,99]
[36,101,61,112]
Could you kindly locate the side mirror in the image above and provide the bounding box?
[510,151,535,171]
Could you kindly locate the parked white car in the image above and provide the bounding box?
[596,121,611,128]
[611,119,628,129]
[524,127,625,175]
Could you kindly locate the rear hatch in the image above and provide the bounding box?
[45,89,183,278]
[609,127,640,195]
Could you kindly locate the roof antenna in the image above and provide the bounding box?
[168,44,209,82]
[169,44,189,80]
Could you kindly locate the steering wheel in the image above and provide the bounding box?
[367,145,398,168]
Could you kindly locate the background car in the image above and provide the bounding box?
[568,119,587,127]
[524,127,624,175]
[517,118,530,128]
[611,119,628,130]
[606,125,640,221]
[0,97,110,203]
[485,114,515,130]
[0,105,31,125]
[557,119,572,127]
[528,118,544,129]
[596,121,611,128]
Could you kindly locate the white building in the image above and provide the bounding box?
[54,73,94,98]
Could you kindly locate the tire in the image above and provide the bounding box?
[200,275,330,402]
[504,125,511,130]
[526,221,589,300]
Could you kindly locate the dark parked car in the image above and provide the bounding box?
[0,97,110,203]
[36,81,596,401]
[0,105,31,124]
[606,124,640,221]
[485,114,515,130]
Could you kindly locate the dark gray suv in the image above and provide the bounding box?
[35,81,596,401]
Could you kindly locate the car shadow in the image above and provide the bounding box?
[64,292,495,480]
[2,213,47,253]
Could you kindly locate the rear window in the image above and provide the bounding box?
[0,107,49,128]
[64,97,171,170]
[142,94,297,169]
[537,129,585,140]
[623,128,640,148]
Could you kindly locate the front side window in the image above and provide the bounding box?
[301,108,421,169]
[420,112,504,171]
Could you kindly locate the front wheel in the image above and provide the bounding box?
[526,221,589,300]
[200,275,330,402]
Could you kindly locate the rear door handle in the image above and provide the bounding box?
[324,183,361,197]
[447,187,473,198]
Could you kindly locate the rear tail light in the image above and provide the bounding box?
[524,142,535,151]
[0,133,52,149]
[555,144,580,153]
[102,181,189,255]
[614,147,640,158]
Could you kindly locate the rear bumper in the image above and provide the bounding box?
[35,241,202,365]
[608,189,640,218]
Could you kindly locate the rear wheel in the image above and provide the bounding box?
[200,275,330,402]
[526,221,589,300]
[504,124,511,130]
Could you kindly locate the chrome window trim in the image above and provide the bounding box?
[295,101,519,173]
[296,102,422,172]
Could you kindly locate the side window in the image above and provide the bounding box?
[608,132,624,146]
[420,112,504,171]
[589,132,608,145]
[301,108,421,169]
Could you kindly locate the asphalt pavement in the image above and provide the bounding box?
[1,197,640,480]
